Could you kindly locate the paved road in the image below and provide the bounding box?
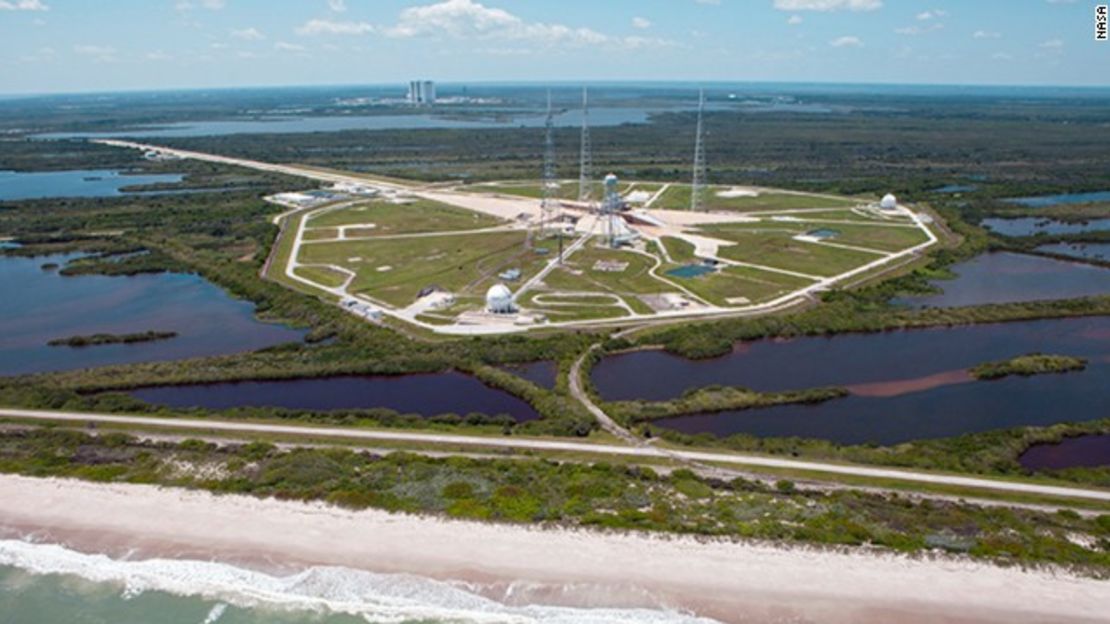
[4,407,1109,503]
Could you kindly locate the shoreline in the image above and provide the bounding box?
[0,474,1106,623]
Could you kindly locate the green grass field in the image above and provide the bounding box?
[709,231,885,277]
[293,265,349,288]
[465,180,633,201]
[543,242,678,295]
[666,264,817,305]
[700,221,929,253]
[298,230,532,307]
[654,184,861,212]
[307,198,504,232]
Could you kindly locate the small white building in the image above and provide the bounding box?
[486,283,515,314]
[880,193,898,211]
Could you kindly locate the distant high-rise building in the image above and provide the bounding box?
[408,80,436,106]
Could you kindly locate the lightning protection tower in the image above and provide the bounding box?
[691,89,707,212]
[541,90,559,236]
[577,87,593,203]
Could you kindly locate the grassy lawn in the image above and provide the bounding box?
[298,230,531,307]
[307,198,504,232]
[660,236,699,263]
[666,264,816,305]
[701,220,928,253]
[654,184,861,212]
[708,230,884,277]
[293,265,349,288]
[543,242,676,295]
[302,228,339,241]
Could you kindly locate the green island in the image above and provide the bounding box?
[47,331,179,348]
[971,353,1089,380]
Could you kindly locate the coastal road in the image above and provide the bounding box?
[4,407,1109,504]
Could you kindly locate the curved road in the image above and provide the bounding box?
[3,407,1108,503]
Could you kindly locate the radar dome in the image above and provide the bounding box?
[880,193,898,210]
[486,283,515,314]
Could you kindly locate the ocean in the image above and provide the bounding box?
[0,539,718,624]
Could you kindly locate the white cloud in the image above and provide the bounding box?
[296,18,374,36]
[381,0,668,49]
[829,35,862,47]
[787,14,803,24]
[175,0,224,11]
[991,52,1013,60]
[895,23,943,36]
[773,0,881,12]
[327,0,346,11]
[0,0,48,10]
[694,0,720,5]
[1039,38,1063,48]
[972,30,1000,39]
[146,50,173,61]
[915,9,947,21]
[632,16,651,29]
[73,44,117,62]
[274,41,306,52]
[231,27,265,40]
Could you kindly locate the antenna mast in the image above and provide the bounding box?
[691,88,707,212]
[577,87,593,203]
[541,90,558,235]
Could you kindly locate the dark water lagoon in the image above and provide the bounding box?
[130,372,540,421]
[653,363,1109,445]
[1018,435,1110,471]
[0,253,304,376]
[932,184,979,194]
[0,169,184,201]
[594,316,1110,445]
[1004,190,1110,208]
[981,217,1110,237]
[502,360,558,389]
[1035,242,1110,263]
[895,252,1110,308]
[593,316,1109,401]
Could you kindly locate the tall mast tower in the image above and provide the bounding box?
[541,90,558,235]
[577,87,593,203]
[691,89,707,212]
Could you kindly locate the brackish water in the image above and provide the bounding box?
[980,217,1110,237]
[593,317,1110,446]
[0,169,184,201]
[1035,242,1110,262]
[1004,190,1110,208]
[130,372,540,421]
[1018,435,1110,471]
[894,252,1110,308]
[0,253,304,376]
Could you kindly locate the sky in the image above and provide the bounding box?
[0,0,1107,94]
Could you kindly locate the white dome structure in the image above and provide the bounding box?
[880,193,898,211]
[486,283,515,314]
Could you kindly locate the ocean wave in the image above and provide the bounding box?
[0,538,720,624]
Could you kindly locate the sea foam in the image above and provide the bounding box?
[0,538,720,624]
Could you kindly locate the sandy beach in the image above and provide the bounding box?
[0,474,1105,623]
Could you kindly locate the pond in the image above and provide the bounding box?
[894,252,1110,308]
[980,217,1110,237]
[0,169,184,201]
[652,363,1109,445]
[129,372,540,421]
[0,252,304,376]
[1004,191,1110,208]
[1035,243,1110,263]
[932,184,979,194]
[502,360,558,389]
[1018,435,1110,471]
[593,316,1109,401]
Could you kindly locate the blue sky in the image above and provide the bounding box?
[0,0,1106,94]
